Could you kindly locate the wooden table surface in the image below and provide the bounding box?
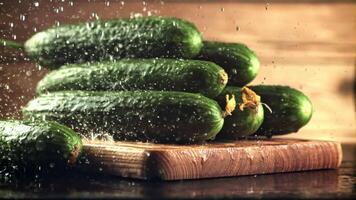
[0,143,354,199]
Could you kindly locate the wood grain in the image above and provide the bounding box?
[80,139,342,180]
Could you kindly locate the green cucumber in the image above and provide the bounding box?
[249,85,313,137]
[197,41,260,86]
[36,59,228,98]
[23,91,234,144]
[0,120,82,179]
[2,16,202,68]
[214,86,264,139]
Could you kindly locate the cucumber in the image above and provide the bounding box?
[214,86,264,139]
[23,91,235,144]
[1,16,202,68]
[197,41,260,86]
[0,120,82,179]
[249,85,313,137]
[36,59,228,98]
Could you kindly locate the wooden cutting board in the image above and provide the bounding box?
[79,139,342,180]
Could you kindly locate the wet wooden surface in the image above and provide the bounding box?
[81,139,342,180]
[0,143,354,199]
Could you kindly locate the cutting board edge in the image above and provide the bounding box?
[132,140,343,180]
[81,139,343,180]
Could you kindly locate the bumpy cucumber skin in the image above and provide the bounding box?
[36,59,227,98]
[23,91,224,144]
[197,41,260,86]
[0,120,82,177]
[24,16,202,68]
[214,86,264,139]
[250,85,313,136]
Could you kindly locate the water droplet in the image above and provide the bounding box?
[265,3,270,10]
[120,1,125,5]
[220,7,225,12]
[69,1,74,6]
[33,1,39,7]
[19,14,26,21]
[235,26,240,31]
[91,12,99,20]
[9,22,14,28]
[49,163,55,168]
[26,70,32,76]
[105,1,110,6]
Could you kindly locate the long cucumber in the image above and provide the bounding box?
[36,59,228,98]
[23,91,236,144]
[1,17,202,68]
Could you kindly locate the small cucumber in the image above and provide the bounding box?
[214,86,264,139]
[36,59,228,98]
[249,85,313,137]
[1,16,202,68]
[23,91,236,144]
[197,41,260,86]
[0,120,82,179]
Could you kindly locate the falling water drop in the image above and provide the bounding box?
[19,14,26,21]
[265,3,270,10]
[26,71,32,76]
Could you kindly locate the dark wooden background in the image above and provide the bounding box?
[0,0,355,143]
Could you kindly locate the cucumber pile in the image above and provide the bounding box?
[1,16,313,178]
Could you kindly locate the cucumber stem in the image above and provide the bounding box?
[223,94,236,117]
[239,87,261,112]
[0,39,24,50]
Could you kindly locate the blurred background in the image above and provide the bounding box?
[0,0,355,143]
